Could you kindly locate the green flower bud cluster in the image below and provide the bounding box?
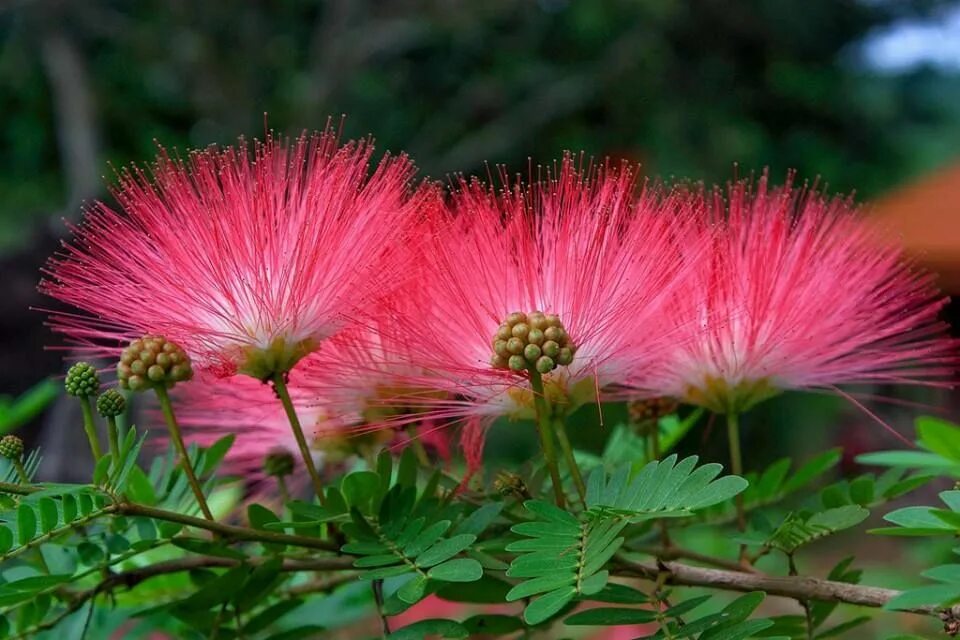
[490,311,576,374]
[118,335,193,392]
[96,388,127,418]
[263,449,296,478]
[65,362,101,398]
[0,435,24,460]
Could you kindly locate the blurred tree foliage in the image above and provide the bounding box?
[1,0,959,249]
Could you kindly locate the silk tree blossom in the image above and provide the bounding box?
[389,157,702,426]
[644,176,956,415]
[41,127,439,379]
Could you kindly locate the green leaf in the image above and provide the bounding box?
[428,558,483,582]
[37,498,58,533]
[564,606,657,625]
[173,564,253,612]
[781,449,841,494]
[856,451,955,470]
[590,583,649,604]
[523,586,576,625]
[388,619,469,639]
[918,417,960,462]
[397,575,430,604]
[417,534,476,567]
[436,575,512,603]
[769,506,869,552]
[342,471,381,512]
[17,504,36,543]
[201,434,235,475]
[883,506,954,533]
[234,557,283,612]
[243,599,303,635]
[884,584,960,610]
[921,564,960,583]
[0,526,13,554]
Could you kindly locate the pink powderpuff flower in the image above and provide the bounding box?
[642,174,956,415]
[41,125,439,380]
[384,155,702,431]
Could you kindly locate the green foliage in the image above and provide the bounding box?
[339,451,489,607]
[858,416,960,476]
[505,457,747,625]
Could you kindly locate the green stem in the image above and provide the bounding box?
[406,426,430,467]
[726,411,749,566]
[12,459,29,484]
[528,370,565,508]
[276,475,290,505]
[106,415,120,468]
[272,373,326,505]
[154,386,214,521]
[78,397,102,460]
[552,417,586,503]
[726,412,744,531]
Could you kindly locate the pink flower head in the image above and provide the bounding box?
[388,155,700,425]
[42,126,438,379]
[645,175,956,414]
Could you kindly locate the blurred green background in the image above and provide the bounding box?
[2,0,959,474]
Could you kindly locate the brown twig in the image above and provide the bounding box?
[615,555,953,617]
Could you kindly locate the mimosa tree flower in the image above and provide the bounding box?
[41,126,439,380]
[391,156,700,425]
[644,175,956,416]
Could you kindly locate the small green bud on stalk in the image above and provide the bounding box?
[1,435,29,484]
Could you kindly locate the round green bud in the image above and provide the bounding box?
[263,449,296,477]
[511,323,530,339]
[528,313,548,330]
[65,362,101,398]
[542,340,561,358]
[535,356,555,373]
[0,435,24,460]
[508,355,527,371]
[506,337,525,355]
[118,336,193,391]
[96,389,126,418]
[490,311,577,374]
[523,343,542,362]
